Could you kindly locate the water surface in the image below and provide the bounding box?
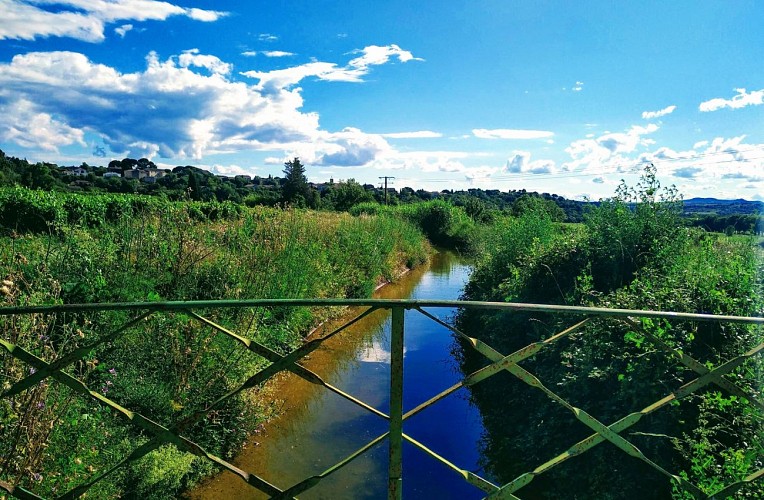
[191,252,490,498]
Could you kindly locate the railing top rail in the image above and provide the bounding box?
[0,298,762,324]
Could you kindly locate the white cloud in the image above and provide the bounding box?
[0,50,322,158]
[673,166,703,178]
[472,128,554,140]
[572,81,584,92]
[641,105,676,119]
[241,51,258,57]
[380,131,442,139]
[0,0,226,42]
[114,23,133,38]
[186,7,224,22]
[699,88,764,112]
[0,99,86,151]
[563,123,660,173]
[207,163,252,176]
[261,51,296,58]
[241,44,421,89]
[178,49,231,75]
[258,33,278,42]
[317,128,391,167]
[504,151,556,174]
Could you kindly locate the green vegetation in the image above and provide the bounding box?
[351,199,481,251]
[0,189,429,498]
[458,165,763,498]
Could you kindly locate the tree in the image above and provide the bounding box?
[281,157,311,207]
[326,179,374,211]
[510,194,565,221]
[187,171,202,201]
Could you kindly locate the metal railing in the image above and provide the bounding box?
[0,299,762,499]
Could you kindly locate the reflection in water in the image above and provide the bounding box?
[191,252,488,499]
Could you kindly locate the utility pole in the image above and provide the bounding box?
[379,176,395,206]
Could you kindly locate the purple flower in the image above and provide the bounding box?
[36,401,45,409]
[108,368,116,375]
[29,367,36,375]
[31,472,42,481]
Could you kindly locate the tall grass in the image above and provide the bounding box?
[0,193,429,498]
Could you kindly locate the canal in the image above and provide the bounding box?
[191,252,492,498]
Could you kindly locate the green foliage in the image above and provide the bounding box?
[351,199,478,251]
[510,193,566,221]
[585,163,684,291]
[322,179,374,211]
[457,165,762,498]
[281,157,317,208]
[0,196,430,498]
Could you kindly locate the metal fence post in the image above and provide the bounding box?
[388,305,404,500]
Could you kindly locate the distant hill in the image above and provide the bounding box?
[683,197,764,215]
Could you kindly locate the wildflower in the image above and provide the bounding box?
[36,401,45,409]
[31,472,43,481]
[108,368,116,375]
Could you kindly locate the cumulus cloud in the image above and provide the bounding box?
[0,50,307,157]
[563,123,660,173]
[241,44,421,90]
[572,81,584,92]
[472,129,554,140]
[178,49,231,75]
[0,0,226,42]
[317,128,391,167]
[641,105,676,119]
[0,47,427,166]
[258,33,278,42]
[504,151,556,174]
[0,99,86,151]
[699,88,764,112]
[114,23,133,37]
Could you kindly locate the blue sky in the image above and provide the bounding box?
[0,0,762,200]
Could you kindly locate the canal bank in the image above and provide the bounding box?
[190,252,491,499]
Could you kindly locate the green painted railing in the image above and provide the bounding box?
[1,299,762,499]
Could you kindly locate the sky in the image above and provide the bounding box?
[0,0,763,200]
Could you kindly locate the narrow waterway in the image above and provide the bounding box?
[191,252,491,499]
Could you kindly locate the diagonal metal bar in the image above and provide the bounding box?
[0,480,43,500]
[176,306,385,433]
[491,339,764,498]
[622,317,764,411]
[272,431,391,499]
[185,310,389,420]
[485,359,705,499]
[402,317,589,423]
[2,311,153,399]
[408,313,707,497]
[1,301,761,500]
[709,467,764,499]
[402,433,500,495]
[59,439,164,500]
[0,338,285,499]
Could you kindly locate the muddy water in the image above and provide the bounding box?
[190,252,490,499]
